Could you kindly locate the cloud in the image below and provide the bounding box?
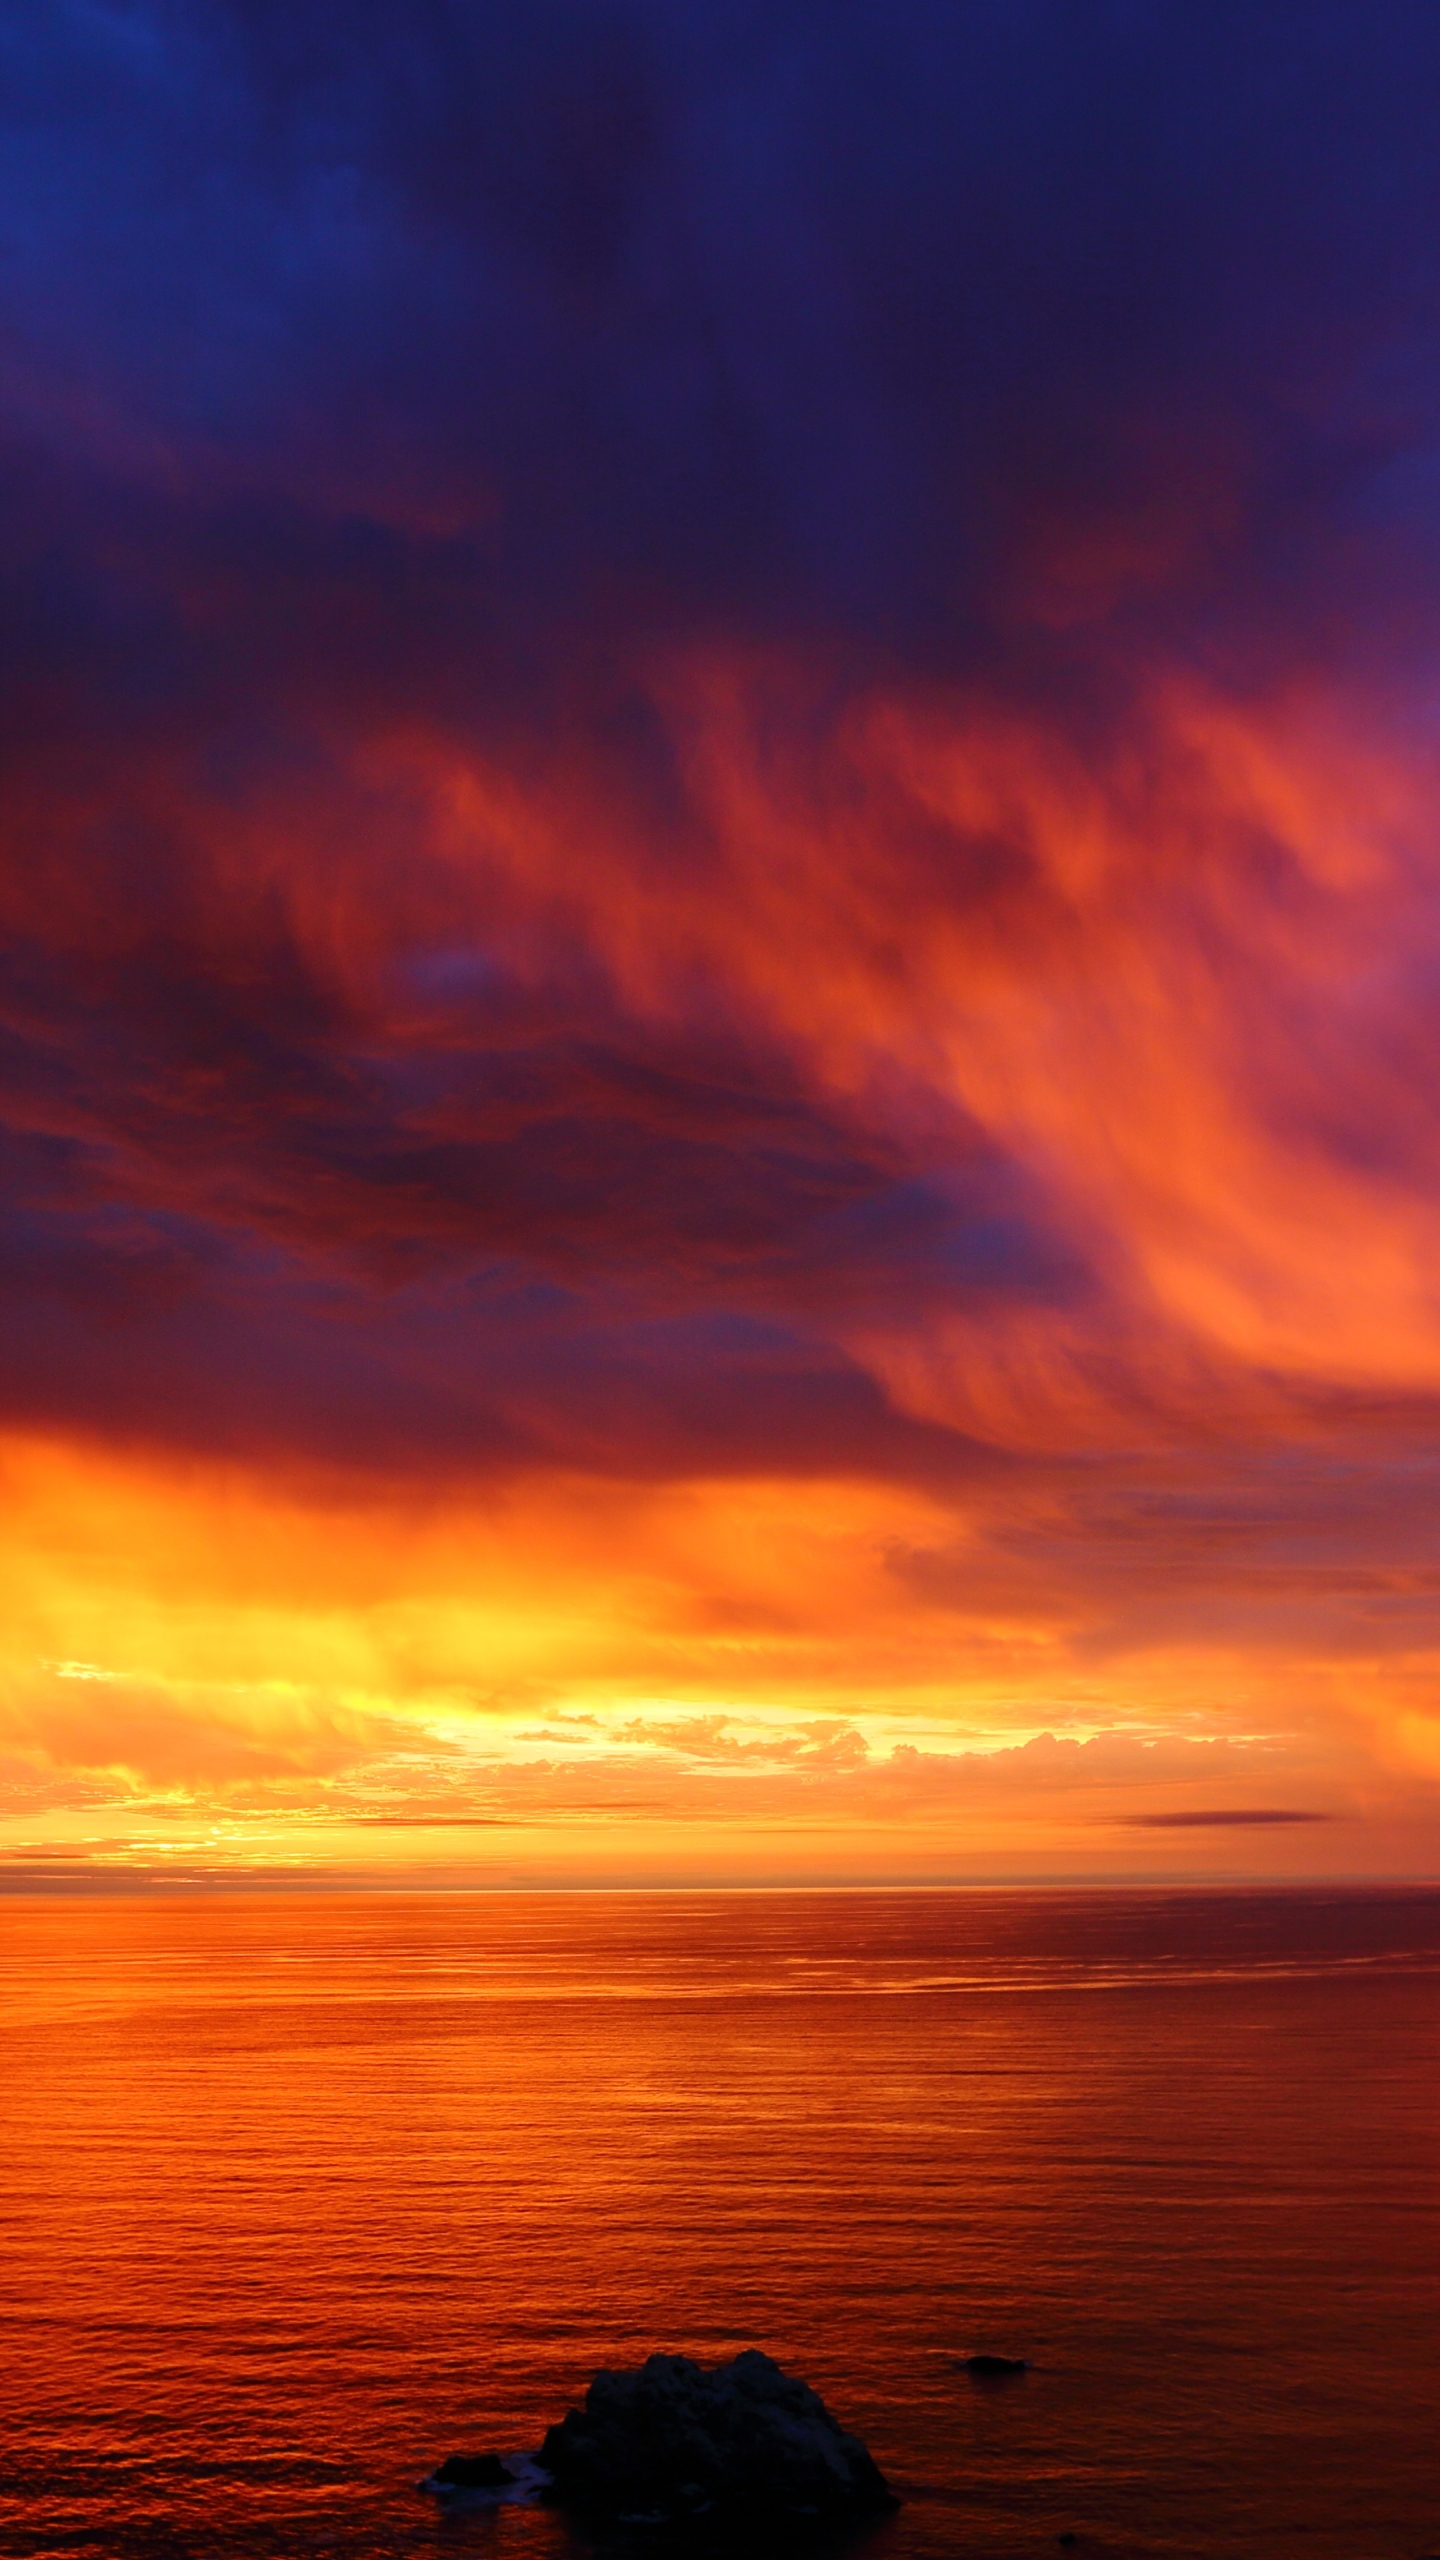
[6,6,1440,1868]
[616,1714,871,1768]
[1124,1809,1336,1829]
[0,1662,430,1793]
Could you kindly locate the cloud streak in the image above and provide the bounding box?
[1125,1810,1336,1831]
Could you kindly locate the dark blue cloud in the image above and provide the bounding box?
[6,1,1440,666]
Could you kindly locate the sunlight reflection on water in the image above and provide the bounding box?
[2,1888,1439,2560]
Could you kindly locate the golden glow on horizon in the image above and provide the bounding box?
[2,1422,1438,1882]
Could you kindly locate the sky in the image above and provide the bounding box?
[6,1,1440,1888]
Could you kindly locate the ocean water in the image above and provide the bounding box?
[2,1887,1439,2560]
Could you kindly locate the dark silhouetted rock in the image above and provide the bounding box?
[537,2349,899,2529]
[432,2452,514,2488]
[960,2354,1029,2378]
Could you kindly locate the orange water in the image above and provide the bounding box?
[2,1888,1439,2559]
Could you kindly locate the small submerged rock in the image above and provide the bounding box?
[431,2453,514,2489]
[426,2350,898,2535]
[959,2353,1029,2379]
[419,2448,549,2504]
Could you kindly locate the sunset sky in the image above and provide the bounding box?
[6,2,1440,1885]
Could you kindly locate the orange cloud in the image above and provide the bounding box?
[370,658,1440,1444]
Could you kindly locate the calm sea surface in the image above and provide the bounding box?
[2,1888,1438,2560]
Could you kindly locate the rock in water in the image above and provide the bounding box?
[430,2452,514,2489]
[537,2349,898,2529]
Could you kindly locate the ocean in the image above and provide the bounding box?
[1,1887,1438,2560]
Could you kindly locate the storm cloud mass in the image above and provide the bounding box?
[6,2,1440,1880]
